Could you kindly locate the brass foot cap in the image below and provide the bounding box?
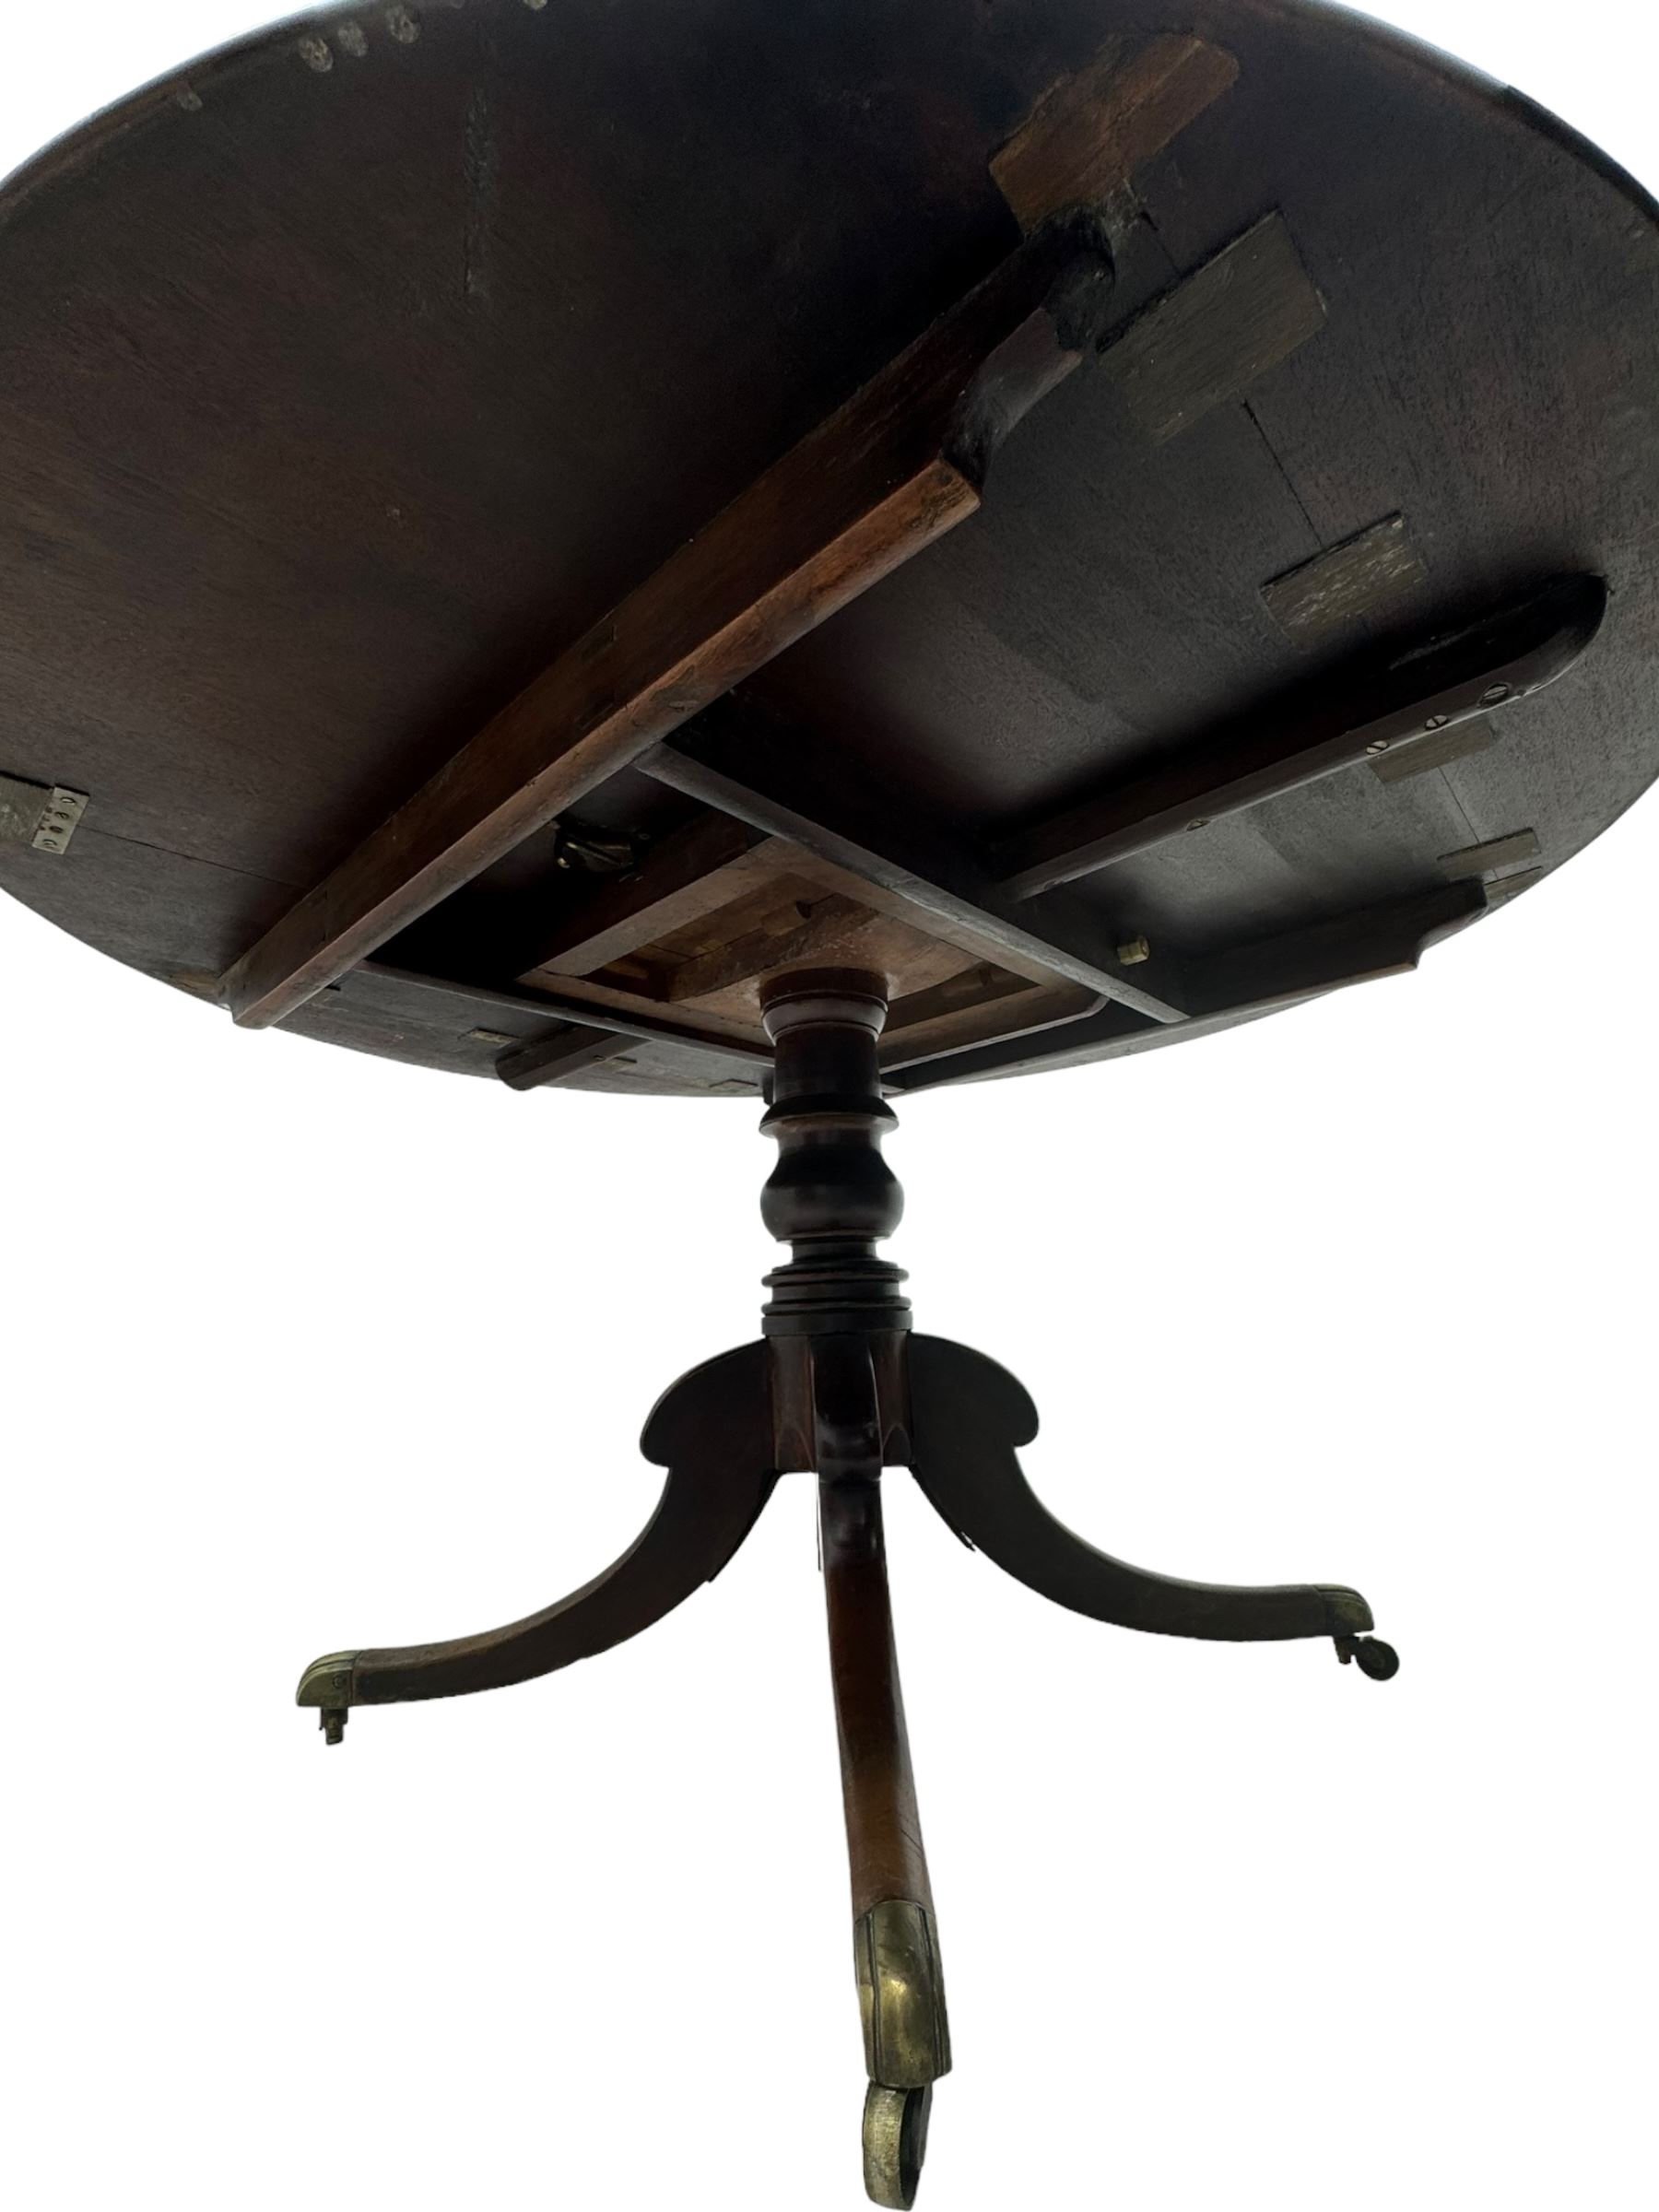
[864,2083,932,2209]
[296,1653,358,1708]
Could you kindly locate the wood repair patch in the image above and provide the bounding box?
[1439,828,1540,879]
[1098,214,1327,442]
[1370,717,1496,784]
[1262,515,1429,641]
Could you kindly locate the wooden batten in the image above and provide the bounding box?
[888,881,1490,1090]
[495,1029,640,1092]
[881,975,1102,1071]
[342,571,1599,1089]
[991,32,1240,234]
[218,221,1117,1031]
[994,576,1606,900]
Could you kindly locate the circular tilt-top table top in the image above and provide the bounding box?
[1,0,1655,1099]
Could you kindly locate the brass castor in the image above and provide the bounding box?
[862,2083,933,2208]
[1335,1633,1401,1680]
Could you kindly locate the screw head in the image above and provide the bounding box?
[1480,683,1512,706]
[1424,713,1451,731]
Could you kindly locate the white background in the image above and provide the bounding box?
[3,5,1654,2208]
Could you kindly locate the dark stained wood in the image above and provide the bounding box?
[1182,881,1487,1015]
[747,847,1068,997]
[314,1342,778,1706]
[994,575,1606,900]
[0,0,1654,1097]
[14,0,1632,2179]
[821,1472,934,1920]
[512,827,1012,1045]
[990,29,1240,234]
[908,1336,1372,1641]
[514,813,774,977]
[885,962,1031,1035]
[888,880,1488,1089]
[1117,17,1659,1010]
[881,976,1103,1072]
[504,965,776,1046]
[218,220,1115,1030]
[0,830,299,1005]
[358,960,772,1073]
[495,1027,639,1092]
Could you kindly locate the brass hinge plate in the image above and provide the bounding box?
[0,774,89,855]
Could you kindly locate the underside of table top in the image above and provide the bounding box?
[1,0,1655,1097]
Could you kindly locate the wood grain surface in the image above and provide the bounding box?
[0,0,1653,1096]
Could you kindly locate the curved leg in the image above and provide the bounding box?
[297,1341,777,1732]
[820,1465,950,2210]
[908,1335,1395,1664]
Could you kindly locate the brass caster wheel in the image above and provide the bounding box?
[863,2083,933,2209]
[1335,1633,1400,1680]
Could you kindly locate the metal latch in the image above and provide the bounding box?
[551,815,643,874]
[0,774,89,855]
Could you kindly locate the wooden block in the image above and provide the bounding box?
[1100,214,1327,443]
[1370,718,1495,784]
[664,892,875,1002]
[991,33,1240,233]
[496,1028,639,1091]
[1262,514,1429,641]
[884,963,1030,1035]
[1439,828,1540,879]
[1484,868,1545,907]
[510,969,765,1046]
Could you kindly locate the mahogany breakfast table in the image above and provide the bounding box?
[4,2,1655,2199]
